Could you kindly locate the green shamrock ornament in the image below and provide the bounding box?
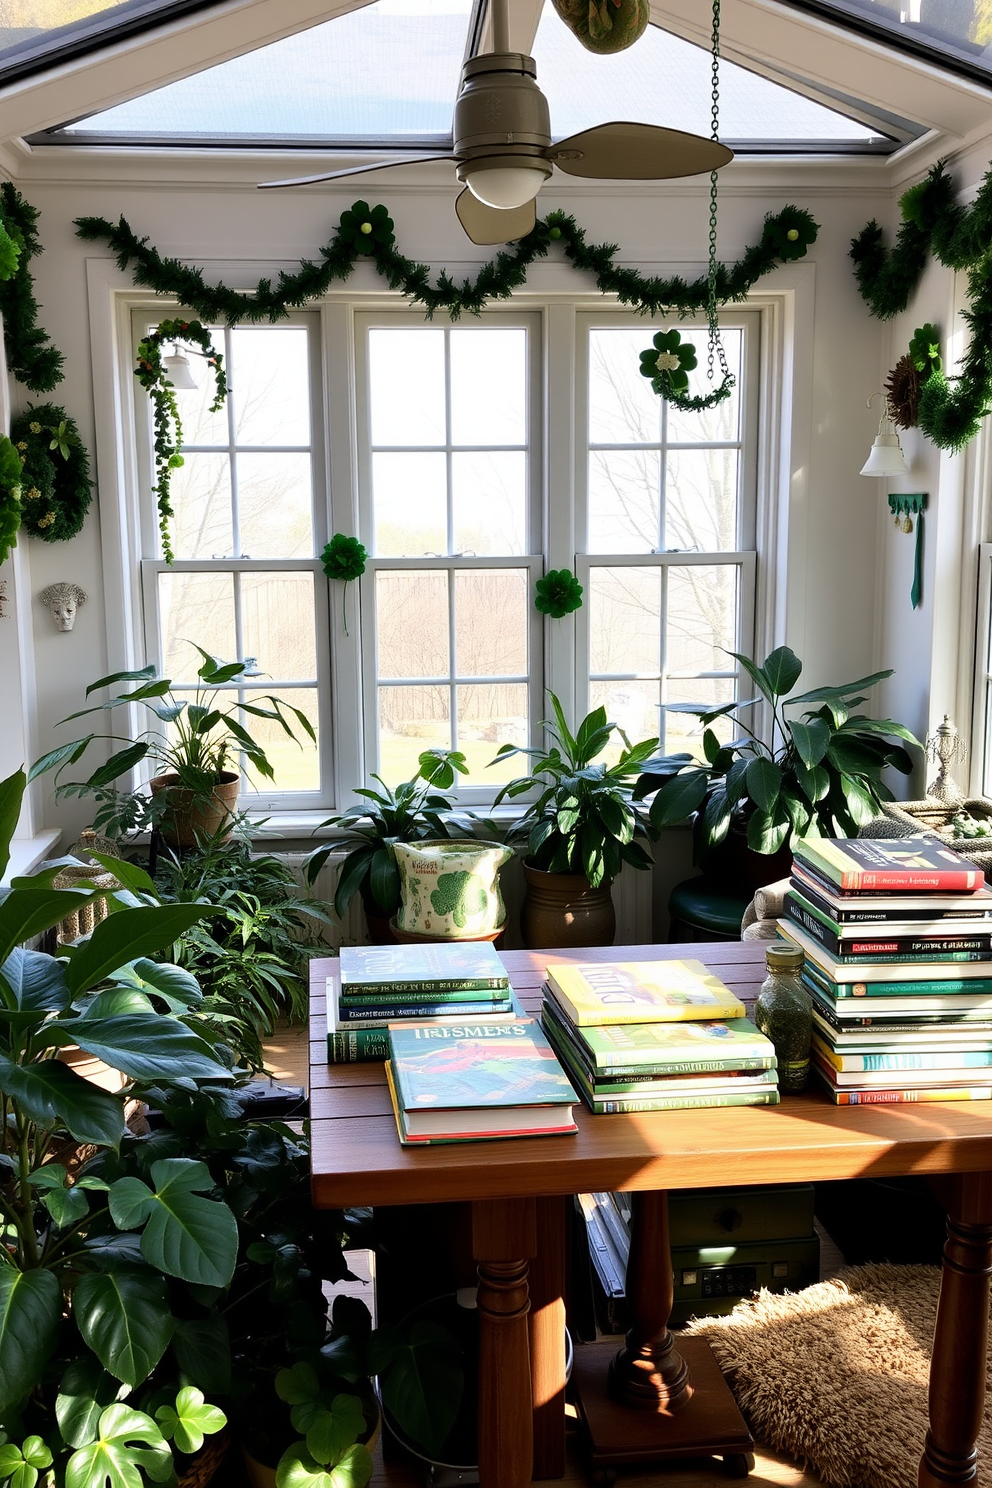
[909,322,941,379]
[764,206,818,261]
[321,533,368,635]
[638,329,698,397]
[338,201,395,255]
[535,568,583,618]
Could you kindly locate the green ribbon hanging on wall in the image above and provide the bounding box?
[888,492,927,610]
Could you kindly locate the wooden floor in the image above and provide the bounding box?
[263,1020,829,1486]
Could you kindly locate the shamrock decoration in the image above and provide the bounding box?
[338,201,395,255]
[638,329,697,397]
[535,568,583,618]
[909,322,941,379]
[764,206,818,261]
[321,533,368,634]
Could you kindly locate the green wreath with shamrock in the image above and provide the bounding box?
[10,404,92,542]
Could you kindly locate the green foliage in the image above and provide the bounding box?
[492,692,659,888]
[303,749,472,920]
[0,432,21,564]
[0,183,65,391]
[320,534,367,582]
[134,318,227,561]
[29,648,316,829]
[534,568,583,618]
[640,645,919,857]
[273,1375,372,1488]
[11,405,92,543]
[74,203,818,325]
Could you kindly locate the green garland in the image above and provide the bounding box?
[135,318,227,562]
[850,161,992,452]
[10,405,92,543]
[0,434,22,565]
[75,203,818,325]
[0,184,66,392]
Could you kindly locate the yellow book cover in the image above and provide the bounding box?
[544,959,746,1027]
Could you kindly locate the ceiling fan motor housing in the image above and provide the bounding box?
[454,53,554,185]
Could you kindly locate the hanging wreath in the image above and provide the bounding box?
[134,318,227,562]
[884,356,920,431]
[535,568,583,618]
[0,434,22,565]
[10,404,92,542]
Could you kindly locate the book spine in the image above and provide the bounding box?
[593,1056,778,1078]
[825,1050,992,1072]
[337,1000,506,1022]
[785,901,992,955]
[340,978,509,999]
[588,1089,781,1114]
[795,848,980,892]
[804,972,992,998]
[327,1027,391,1062]
[792,881,990,924]
[828,1085,992,1105]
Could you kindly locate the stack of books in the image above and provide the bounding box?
[327,941,514,1063]
[539,959,780,1112]
[778,836,992,1105]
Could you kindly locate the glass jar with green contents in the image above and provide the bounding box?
[755,943,811,1094]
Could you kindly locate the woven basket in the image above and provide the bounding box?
[47,863,119,944]
[176,1431,230,1488]
[873,798,992,879]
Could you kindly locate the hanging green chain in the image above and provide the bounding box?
[706,0,732,391]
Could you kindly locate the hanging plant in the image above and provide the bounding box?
[549,0,650,53]
[10,404,92,542]
[321,533,367,633]
[535,568,583,618]
[639,329,698,396]
[0,434,22,565]
[134,318,227,562]
[0,184,65,392]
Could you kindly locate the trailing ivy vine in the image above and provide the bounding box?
[135,319,227,562]
[850,161,992,452]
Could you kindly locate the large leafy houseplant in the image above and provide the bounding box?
[29,648,316,841]
[492,693,659,889]
[641,646,920,857]
[302,749,473,926]
[0,769,238,1488]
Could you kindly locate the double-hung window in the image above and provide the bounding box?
[576,313,759,756]
[135,312,330,808]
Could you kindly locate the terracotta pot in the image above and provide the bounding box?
[149,770,240,847]
[520,861,615,949]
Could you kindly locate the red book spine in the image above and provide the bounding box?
[836,870,981,891]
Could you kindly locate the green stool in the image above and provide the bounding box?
[668,877,749,942]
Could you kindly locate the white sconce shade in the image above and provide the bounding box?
[463,164,547,209]
[162,349,199,390]
[860,430,909,477]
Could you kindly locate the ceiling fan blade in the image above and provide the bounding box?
[259,155,455,190]
[454,189,536,246]
[547,122,733,180]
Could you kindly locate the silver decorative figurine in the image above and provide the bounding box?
[925,714,967,804]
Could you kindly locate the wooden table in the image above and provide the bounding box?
[309,943,992,1488]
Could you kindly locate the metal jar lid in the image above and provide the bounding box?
[765,942,804,971]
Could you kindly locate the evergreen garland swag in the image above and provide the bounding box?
[0,183,66,392]
[135,319,226,562]
[850,161,992,453]
[10,405,92,543]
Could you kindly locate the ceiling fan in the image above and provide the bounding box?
[259,0,733,245]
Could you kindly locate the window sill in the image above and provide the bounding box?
[3,829,62,886]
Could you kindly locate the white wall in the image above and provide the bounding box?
[4,157,892,838]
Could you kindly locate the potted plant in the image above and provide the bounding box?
[640,645,920,890]
[302,748,474,943]
[0,768,237,1488]
[491,693,659,948]
[29,648,316,848]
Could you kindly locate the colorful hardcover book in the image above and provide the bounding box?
[810,996,992,1038]
[790,867,992,922]
[583,1087,780,1115]
[813,1070,992,1105]
[814,1042,992,1072]
[386,1016,578,1141]
[544,959,745,1027]
[801,956,992,1001]
[337,997,513,1023]
[327,1025,391,1063]
[778,923,992,982]
[792,837,982,892]
[326,981,518,1057]
[812,1051,992,1088]
[339,941,509,994]
[339,985,513,1007]
[541,992,776,1076]
[785,892,992,953]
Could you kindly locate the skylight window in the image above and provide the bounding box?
[0,0,218,83]
[532,10,896,148]
[776,1,992,85]
[54,0,473,142]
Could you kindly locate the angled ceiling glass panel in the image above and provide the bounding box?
[533,9,901,149]
[52,0,472,141]
[773,1,992,86]
[0,0,219,84]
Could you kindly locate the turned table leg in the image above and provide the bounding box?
[473,1197,537,1488]
[609,1190,692,1410]
[920,1171,992,1488]
[530,1195,568,1479]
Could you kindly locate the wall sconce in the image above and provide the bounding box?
[860,393,909,477]
[162,344,203,390]
[888,492,927,610]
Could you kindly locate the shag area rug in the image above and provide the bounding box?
[684,1262,992,1488]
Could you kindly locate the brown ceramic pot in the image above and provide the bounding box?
[520,860,615,949]
[149,770,240,847]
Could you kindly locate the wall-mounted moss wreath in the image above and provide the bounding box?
[135,318,227,563]
[10,405,92,542]
[0,434,23,565]
[851,161,992,453]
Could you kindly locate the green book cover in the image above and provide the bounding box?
[550,999,775,1071]
[544,958,745,1026]
[586,1088,781,1114]
[388,1017,577,1113]
[339,941,509,993]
